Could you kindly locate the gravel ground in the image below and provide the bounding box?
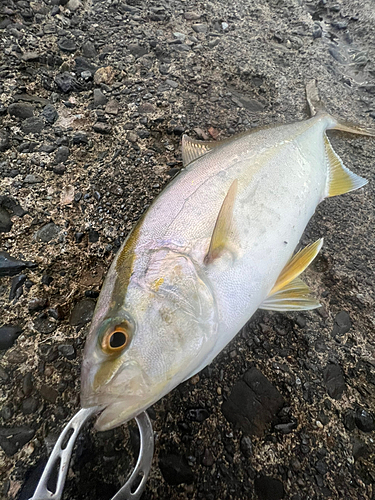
[1,0,375,499]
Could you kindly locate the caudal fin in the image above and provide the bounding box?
[306,80,372,197]
[306,79,375,136]
[324,135,368,197]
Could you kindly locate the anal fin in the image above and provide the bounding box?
[261,239,323,312]
[325,135,368,197]
[270,239,323,295]
[260,277,320,311]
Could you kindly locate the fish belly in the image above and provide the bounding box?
[184,120,330,367]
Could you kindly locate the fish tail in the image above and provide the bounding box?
[305,80,373,196]
[306,79,375,136]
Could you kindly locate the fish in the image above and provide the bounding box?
[81,82,372,431]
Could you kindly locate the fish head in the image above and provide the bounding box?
[81,245,217,431]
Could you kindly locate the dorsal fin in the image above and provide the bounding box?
[204,180,238,265]
[181,135,219,167]
[270,239,323,295]
[260,277,320,311]
[324,135,368,197]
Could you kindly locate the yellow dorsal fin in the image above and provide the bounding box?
[270,239,323,295]
[260,277,321,311]
[324,135,368,197]
[204,180,238,265]
[181,135,219,167]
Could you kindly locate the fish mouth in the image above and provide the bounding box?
[92,399,154,431]
[81,360,154,431]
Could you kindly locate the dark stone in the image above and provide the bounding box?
[1,405,12,419]
[93,122,112,134]
[54,145,70,164]
[28,297,48,312]
[137,130,150,139]
[40,384,59,403]
[9,274,27,300]
[81,41,97,58]
[240,435,253,457]
[0,324,22,350]
[70,299,96,327]
[41,275,53,285]
[192,23,208,33]
[48,305,64,320]
[73,131,88,144]
[24,174,43,184]
[355,409,375,432]
[53,165,66,175]
[33,314,57,334]
[0,130,10,151]
[254,476,284,500]
[17,141,38,153]
[343,411,356,431]
[42,104,58,124]
[75,231,84,243]
[35,223,60,242]
[315,460,328,475]
[329,46,346,64]
[295,315,306,328]
[58,344,76,360]
[23,373,34,397]
[313,23,322,38]
[8,102,34,119]
[0,207,12,233]
[184,11,201,20]
[202,448,214,466]
[0,195,27,217]
[187,408,209,422]
[331,20,348,29]
[22,117,44,134]
[333,311,351,336]
[159,454,194,485]
[105,100,119,115]
[22,397,39,415]
[352,437,370,460]
[138,103,155,114]
[230,91,264,112]
[274,422,297,434]
[54,72,82,93]
[0,426,35,456]
[323,364,345,399]
[93,89,107,107]
[58,37,77,53]
[39,143,57,153]
[74,56,97,75]
[88,229,99,242]
[222,367,284,436]
[128,43,148,58]
[0,251,37,277]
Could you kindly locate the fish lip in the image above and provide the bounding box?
[93,400,152,431]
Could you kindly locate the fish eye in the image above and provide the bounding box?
[101,322,131,354]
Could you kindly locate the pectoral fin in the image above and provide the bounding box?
[182,135,219,167]
[204,180,238,265]
[325,135,368,197]
[260,277,320,311]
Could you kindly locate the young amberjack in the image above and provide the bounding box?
[81,82,372,431]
